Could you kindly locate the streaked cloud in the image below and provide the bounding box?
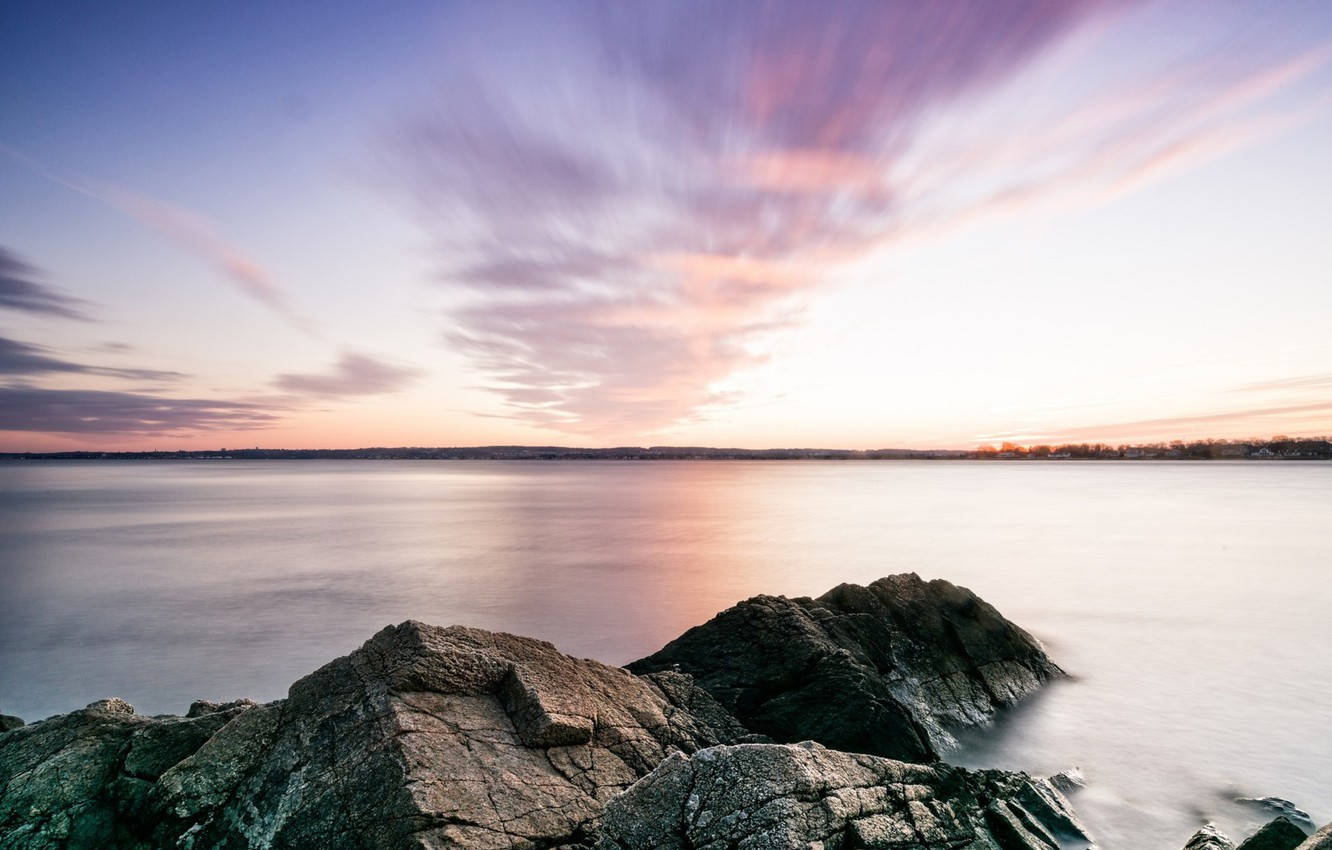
[0,335,183,382]
[0,386,280,435]
[1053,400,1332,442]
[0,147,316,335]
[274,352,420,397]
[93,186,319,336]
[0,246,93,321]
[396,0,1130,436]
[392,2,1329,439]
[1231,372,1332,393]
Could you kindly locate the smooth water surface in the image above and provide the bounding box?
[1,460,1329,847]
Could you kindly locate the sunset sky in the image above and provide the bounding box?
[3,0,1331,451]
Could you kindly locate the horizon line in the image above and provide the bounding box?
[3,434,1330,460]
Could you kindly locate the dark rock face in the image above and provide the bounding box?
[1238,817,1311,850]
[0,716,22,733]
[597,741,1089,850]
[0,622,749,850]
[0,698,248,848]
[629,573,1062,761]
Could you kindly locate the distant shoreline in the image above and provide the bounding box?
[3,439,1330,462]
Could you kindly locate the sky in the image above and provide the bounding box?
[2,0,1331,451]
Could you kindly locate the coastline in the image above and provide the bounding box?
[2,575,1325,850]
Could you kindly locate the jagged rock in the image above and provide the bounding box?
[597,741,1091,850]
[1238,817,1311,850]
[184,697,258,718]
[1295,823,1332,850]
[1051,767,1086,794]
[0,715,22,732]
[1239,798,1316,830]
[0,698,248,848]
[0,622,750,849]
[629,573,1061,761]
[85,697,135,715]
[1185,824,1237,850]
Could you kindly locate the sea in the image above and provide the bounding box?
[1,459,1328,848]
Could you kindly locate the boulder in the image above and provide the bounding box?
[629,573,1062,761]
[0,715,22,732]
[597,741,1091,850]
[0,622,750,850]
[1238,817,1311,850]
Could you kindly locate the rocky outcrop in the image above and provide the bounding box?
[1238,817,1311,850]
[0,716,22,733]
[1,622,751,849]
[0,697,250,848]
[598,741,1090,850]
[629,573,1061,761]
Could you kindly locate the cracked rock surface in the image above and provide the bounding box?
[0,622,749,849]
[629,573,1062,761]
[597,741,1091,850]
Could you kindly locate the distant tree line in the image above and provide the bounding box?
[972,436,1332,459]
[2,437,1328,461]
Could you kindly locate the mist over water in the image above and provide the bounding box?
[1,459,1329,848]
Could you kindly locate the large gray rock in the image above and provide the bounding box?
[1238,817,1311,850]
[597,741,1091,850]
[0,622,750,850]
[629,573,1062,761]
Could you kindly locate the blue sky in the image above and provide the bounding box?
[2,0,1331,449]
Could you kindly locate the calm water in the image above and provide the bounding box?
[1,460,1329,847]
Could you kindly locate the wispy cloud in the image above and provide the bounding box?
[94,187,319,336]
[394,1,1129,436]
[1051,400,1332,442]
[1230,372,1332,393]
[0,386,280,435]
[0,246,93,321]
[0,146,316,335]
[274,351,420,397]
[391,3,1329,439]
[0,335,183,382]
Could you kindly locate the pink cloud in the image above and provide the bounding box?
[92,186,318,335]
[393,2,1327,440]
